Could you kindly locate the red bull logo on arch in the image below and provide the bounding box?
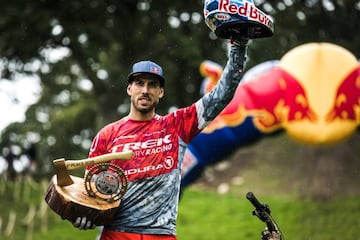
[280,43,360,144]
[326,67,360,122]
[198,43,360,145]
[243,67,317,132]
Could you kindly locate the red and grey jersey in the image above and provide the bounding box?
[88,103,202,235]
[87,44,247,236]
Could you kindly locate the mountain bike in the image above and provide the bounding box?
[246,192,284,240]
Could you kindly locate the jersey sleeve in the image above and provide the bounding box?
[171,103,202,144]
[197,43,248,129]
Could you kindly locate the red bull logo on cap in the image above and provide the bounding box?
[150,66,160,75]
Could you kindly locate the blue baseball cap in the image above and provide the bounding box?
[128,60,165,86]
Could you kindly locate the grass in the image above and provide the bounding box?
[178,188,359,240]
[0,177,358,240]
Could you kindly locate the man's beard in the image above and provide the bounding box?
[132,98,159,114]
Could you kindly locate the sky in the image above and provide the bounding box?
[0,75,41,174]
[0,47,74,174]
[0,47,70,133]
[0,76,41,133]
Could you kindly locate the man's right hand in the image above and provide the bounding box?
[73,217,96,230]
[230,37,249,47]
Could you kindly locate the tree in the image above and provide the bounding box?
[0,0,358,177]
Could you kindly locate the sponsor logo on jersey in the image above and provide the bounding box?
[111,134,173,157]
[124,156,175,176]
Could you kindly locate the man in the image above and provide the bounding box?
[73,39,248,240]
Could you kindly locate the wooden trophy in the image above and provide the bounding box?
[44,151,133,226]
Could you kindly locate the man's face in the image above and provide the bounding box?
[127,74,164,114]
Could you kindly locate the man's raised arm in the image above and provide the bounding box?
[196,39,248,129]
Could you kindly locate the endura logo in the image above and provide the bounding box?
[124,157,175,176]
